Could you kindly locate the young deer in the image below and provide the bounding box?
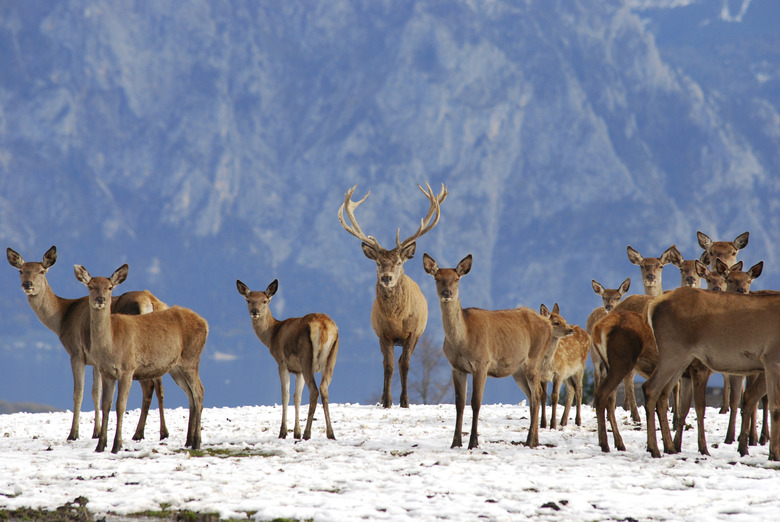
[539,305,588,429]
[74,264,207,453]
[339,183,447,408]
[236,279,339,440]
[423,253,556,449]
[586,278,631,415]
[7,246,168,442]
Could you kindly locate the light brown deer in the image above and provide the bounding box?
[668,245,706,288]
[74,264,207,453]
[620,245,675,418]
[236,279,338,440]
[586,278,631,413]
[539,305,588,429]
[697,230,749,414]
[645,287,780,461]
[339,182,447,408]
[422,253,556,449]
[6,246,169,442]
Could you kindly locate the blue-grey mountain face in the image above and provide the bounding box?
[1,0,778,409]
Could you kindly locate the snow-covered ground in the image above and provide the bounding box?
[1,402,779,521]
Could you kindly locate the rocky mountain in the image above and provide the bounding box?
[1,0,778,410]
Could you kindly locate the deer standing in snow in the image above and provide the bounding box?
[236,279,339,440]
[7,246,168,442]
[338,183,447,408]
[74,264,207,453]
[423,253,558,449]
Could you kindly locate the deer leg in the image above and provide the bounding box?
[572,371,584,427]
[380,338,394,408]
[398,337,418,408]
[622,369,641,423]
[550,376,563,430]
[720,373,731,414]
[760,394,769,445]
[96,375,115,453]
[524,372,542,448]
[133,380,154,441]
[468,370,487,449]
[111,373,133,454]
[302,370,319,441]
[690,374,709,456]
[90,365,102,439]
[154,378,169,440]
[595,362,631,452]
[746,374,761,446]
[738,373,765,457]
[725,375,744,444]
[451,369,467,448]
[67,357,86,441]
[293,372,305,439]
[319,373,336,441]
[539,381,549,429]
[278,366,291,439]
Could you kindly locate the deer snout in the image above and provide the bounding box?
[440,289,452,300]
[250,308,261,318]
[381,275,392,285]
[645,274,656,282]
[736,287,748,294]
[684,277,697,287]
[95,296,107,307]
[21,281,34,292]
[604,304,613,312]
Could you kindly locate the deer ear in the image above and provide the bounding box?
[619,277,631,295]
[714,258,729,275]
[694,260,709,278]
[110,264,129,286]
[74,265,91,285]
[733,231,749,250]
[748,261,763,280]
[6,248,24,269]
[697,231,712,250]
[591,280,605,295]
[552,303,560,315]
[400,241,416,261]
[236,279,250,297]
[539,304,549,317]
[456,254,472,276]
[666,245,682,267]
[700,251,711,266]
[361,242,379,261]
[42,246,57,269]
[422,253,438,275]
[626,246,643,265]
[265,279,279,298]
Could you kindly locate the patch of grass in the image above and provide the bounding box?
[0,496,91,521]
[175,447,277,458]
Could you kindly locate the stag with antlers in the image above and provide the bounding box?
[338,183,447,408]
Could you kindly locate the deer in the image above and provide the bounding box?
[6,246,169,442]
[236,279,338,440]
[668,245,706,288]
[697,230,750,414]
[338,182,447,408]
[586,278,631,410]
[422,253,560,449]
[74,264,207,453]
[644,287,780,461]
[539,306,589,429]
[619,244,675,418]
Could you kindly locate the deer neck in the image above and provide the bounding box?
[439,297,468,346]
[644,282,663,297]
[375,274,412,314]
[88,300,114,355]
[252,310,280,349]
[26,279,69,335]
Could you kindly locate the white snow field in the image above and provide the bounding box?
[1,402,779,521]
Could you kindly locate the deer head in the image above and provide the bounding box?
[591,278,630,312]
[539,303,575,339]
[339,183,448,289]
[626,245,675,294]
[236,279,278,320]
[697,231,749,267]
[7,246,57,296]
[714,258,763,294]
[74,264,128,309]
[668,245,708,288]
[422,253,471,302]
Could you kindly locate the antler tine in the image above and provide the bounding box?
[396,182,449,249]
[338,184,381,249]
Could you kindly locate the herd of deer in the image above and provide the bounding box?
[6,184,780,462]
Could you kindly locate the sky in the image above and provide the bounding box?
[1,402,780,520]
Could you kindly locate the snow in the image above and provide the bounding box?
[2,402,780,521]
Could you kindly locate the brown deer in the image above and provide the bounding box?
[236,279,338,440]
[620,244,675,418]
[422,253,557,449]
[6,246,169,442]
[696,230,749,414]
[645,287,780,461]
[74,264,207,453]
[539,306,588,429]
[338,182,447,408]
[668,245,706,288]
[586,278,631,414]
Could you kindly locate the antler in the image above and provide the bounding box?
[338,184,382,250]
[396,182,448,250]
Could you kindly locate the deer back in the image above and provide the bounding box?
[266,313,338,374]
